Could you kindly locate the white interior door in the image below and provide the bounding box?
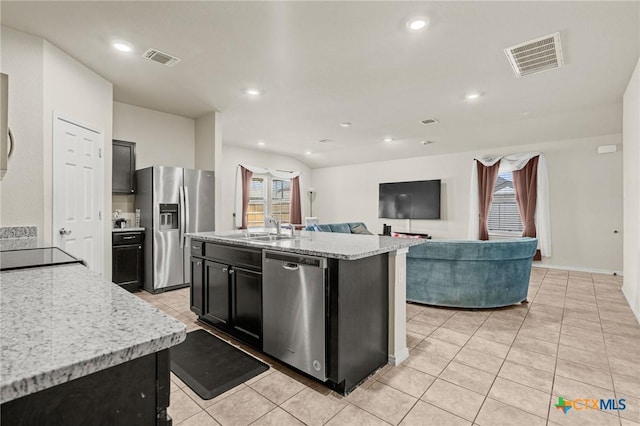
[53,116,104,274]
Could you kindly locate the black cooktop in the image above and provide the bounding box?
[0,247,84,271]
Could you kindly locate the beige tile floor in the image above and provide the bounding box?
[136,268,640,425]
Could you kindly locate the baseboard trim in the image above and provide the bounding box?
[532,263,622,276]
[388,348,409,366]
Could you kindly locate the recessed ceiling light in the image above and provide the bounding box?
[245,88,261,96]
[257,141,265,146]
[113,41,133,53]
[383,137,394,142]
[304,150,312,155]
[407,19,427,31]
[339,122,351,128]
[421,140,435,145]
[318,139,332,143]
[465,92,481,100]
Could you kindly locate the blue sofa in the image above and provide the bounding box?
[406,238,537,308]
[303,222,370,234]
[305,223,537,309]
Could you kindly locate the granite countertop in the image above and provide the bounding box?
[112,227,145,233]
[0,238,43,251]
[186,230,425,260]
[0,264,186,403]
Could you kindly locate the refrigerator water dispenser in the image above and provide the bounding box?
[159,204,179,230]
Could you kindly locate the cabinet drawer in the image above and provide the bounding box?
[204,243,262,271]
[191,240,204,256]
[113,232,144,245]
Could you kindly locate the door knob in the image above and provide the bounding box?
[59,228,72,235]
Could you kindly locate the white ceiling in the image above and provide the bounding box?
[1,1,639,168]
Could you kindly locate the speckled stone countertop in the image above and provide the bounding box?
[112,227,145,233]
[0,238,42,251]
[187,230,425,260]
[0,264,186,403]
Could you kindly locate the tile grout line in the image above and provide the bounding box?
[592,273,623,424]
[545,269,568,425]
[470,268,551,425]
[393,308,493,425]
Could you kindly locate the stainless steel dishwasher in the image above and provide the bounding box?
[262,250,328,381]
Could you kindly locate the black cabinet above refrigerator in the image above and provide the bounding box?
[112,140,136,194]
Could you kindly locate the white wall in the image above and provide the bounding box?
[113,101,195,170]
[43,42,113,267]
[195,111,223,230]
[312,134,624,274]
[219,146,313,230]
[0,27,44,233]
[195,112,216,171]
[0,28,114,277]
[623,57,640,322]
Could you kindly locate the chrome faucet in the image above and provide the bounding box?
[266,216,281,235]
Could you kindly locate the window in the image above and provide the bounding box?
[488,172,523,234]
[247,176,266,227]
[270,179,291,223]
[247,175,291,227]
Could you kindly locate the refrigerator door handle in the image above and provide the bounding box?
[179,185,185,248]
[184,185,190,234]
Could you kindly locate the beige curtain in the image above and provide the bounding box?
[512,155,539,237]
[477,160,501,240]
[240,166,253,229]
[289,176,302,224]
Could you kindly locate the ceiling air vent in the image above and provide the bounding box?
[420,118,439,125]
[142,48,181,67]
[504,32,564,78]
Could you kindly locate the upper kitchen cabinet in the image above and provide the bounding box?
[112,140,136,194]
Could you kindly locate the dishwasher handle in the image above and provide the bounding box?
[264,250,327,269]
[282,262,299,271]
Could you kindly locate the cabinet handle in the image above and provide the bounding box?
[229,269,235,275]
[138,246,142,249]
[192,245,200,250]
[122,236,135,240]
[196,261,202,266]
[222,267,228,273]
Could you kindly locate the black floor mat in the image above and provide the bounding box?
[170,329,269,400]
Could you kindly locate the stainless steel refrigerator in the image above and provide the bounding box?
[135,166,215,293]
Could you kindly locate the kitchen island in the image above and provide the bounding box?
[186,229,424,394]
[0,263,186,425]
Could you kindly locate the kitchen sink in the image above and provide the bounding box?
[219,232,299,242]
[249,234,298,241]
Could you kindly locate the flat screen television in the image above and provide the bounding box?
[378,179,441,219]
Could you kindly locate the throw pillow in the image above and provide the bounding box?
[351,224,373,235]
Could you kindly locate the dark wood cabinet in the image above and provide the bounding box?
[190,257,204,315]
[231,266,262,341]
[203,260,230,325]
[1,350,171,426]
[190,242,263,349]
[112,140,136,194]
[112,231,144,292]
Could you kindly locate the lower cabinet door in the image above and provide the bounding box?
[112,244,143,288]
[204,260,230,325]
[231,267,262,344]
[190,258,204,315]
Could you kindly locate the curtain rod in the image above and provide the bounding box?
[238,164,294,174]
